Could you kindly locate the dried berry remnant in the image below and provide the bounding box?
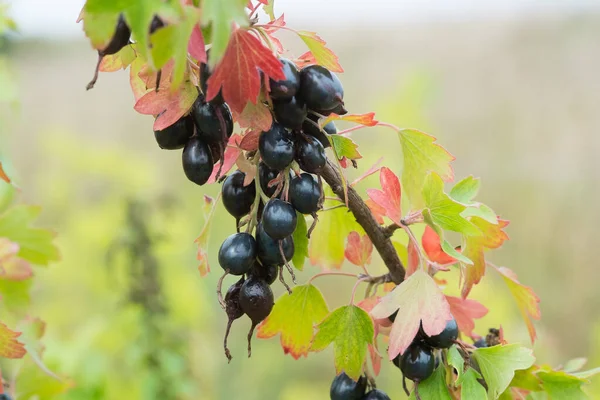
[273,95,307,130]
[394,342,435,382]
[218,233,257,276]
[239,277,274,357]
[296,137,326,173]
[262,198,297,240]
[182,136,213,185]
[222,170,256,218]
[259,123,296,171]
[290,173,323,214]
[154,115,195,150]
[269,58,300,100]
[223,277,245,361]
[330,372,367,400]
[421,316,458,349]
[486,327,502,347]
[299,65,345,113]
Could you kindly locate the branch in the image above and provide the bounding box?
[320,160,406,284]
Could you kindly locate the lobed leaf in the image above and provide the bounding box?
[0,321,26,358]
[202,0,248,65]
[344,231,373,267]
[366,167,402,225]
[296,31,343,72]
[422,225,457,265]
[446,295,488,337]
[291,212,308,270]
[408,366,452,400]
[321,112,378,127]
[233,100,273,132]
[194,195,218,277]
[330,135,362,161]
[458,368,487,400]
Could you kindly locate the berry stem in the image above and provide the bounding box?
[307,271,358,285]
[349,277,368,305]
[399,221,426,270]
[216,270,228,309]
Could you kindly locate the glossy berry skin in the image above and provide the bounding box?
[218,233,257,275]
[249,262,278,285]
[259,123,295,171]
[239,276,274,323]
[474,338,488,348]
[102,14,130,56]
[388,310,398,322]
[362,389,391,400]
[182,137,213,185]
[149,15,165,34]
[330,373,367,400]
[394,342,435,382]
[154,115,194,150]
[273,96,307,130]
[262,199,297,240]
[290,173,322,214]
[259,162,279,197]
[192,97,233,143]
[299,65,344,112]
[422,317,459,349]
[314,102,348,116]
[269,58,300,100]
[256,224,294,266]
[222,170,256,218]
[200,50,224,105]
[296,137,326,173]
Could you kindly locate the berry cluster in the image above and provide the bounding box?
[330,373,391,400]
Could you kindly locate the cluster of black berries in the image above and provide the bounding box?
[330,373,391,400]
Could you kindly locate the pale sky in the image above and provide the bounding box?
[9,0,600,38]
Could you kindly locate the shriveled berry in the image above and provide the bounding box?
[259,123,295,171]
[239,277,274,323]
[296,137,326,173]
[262,198,297,240]
[330,372,367,400]
[299,65,344,112]
[154,115,194,150]
[289,173,322,214]
[218,233,257,276]
[269,58,300,100]
[222,170,256,218]
[182,136,213,185]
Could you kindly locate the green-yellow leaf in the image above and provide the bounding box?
[450,176,498,224]
[458,368,487,400]
[0,321,26,358]
[408,366,452,400]
[291,212,308,270]
[398,129,454,209]
[311,305,374,380]
[447,345,465,382]
[257,284,328,359]
[423,211,473,265]
[296,31,343,72]
[82,11,121,49]
[202,0,248,65]
[537,370,587,400]
[472,344,535,399]
[331,135,362,160]
[195,195,218,277]
[510,366,543,391]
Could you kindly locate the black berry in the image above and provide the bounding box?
[474,338,488,348]
[289,173,322,214]
[273,95,307,130]
[0,394,12,400]
[256,223,294,266]
[200,50,224,105]
[249,261,278,285]
[182,136,213,185]
[269,58,300,100]
[302,115,337,148]
[101,14,130,56]
[259,123,295,171]
[299,65,344,112]
[223,276,245,361]
[330,373,367,400]
[388,310,398,322]
[394,342,435,382]
[262,198,297,240]
[362,389,391,400]
[154,115,194,150]
[218,233,257,276]
[259,162,279,197]
[222,170,256,218]
[239,276,274,357]
[149,15,165,34]
[296,137,326,173]
[192,97,233,144]
[422,317,458,349]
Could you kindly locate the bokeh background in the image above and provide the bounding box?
[1,0,600,398]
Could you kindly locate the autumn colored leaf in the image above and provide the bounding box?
[0,161,10,184]
[99,44,136,72]
[366,167,402,225]
[472,344,535,399]
[187,24,207,63]
[321,112,378,127]
[357,296,382,376]
[195,195,218,277]
[294,51,317,69]
[257,284,328,359]
[206,28,285,113]
[0,322,26,358]
[351,157,383,187]
[492,265,541,343]
[406,240,420,277]
[262,1,276,21]
[422,225,457,265]
[0,239,33,281]
[398,129,455,209]
[238,130,261,151]
[233,101,273,132]
[311,305,374,380]
[331,135,362,161]
[370,269,451,359]
[445,295,488,337]
[134,72,198,131]
[207,135,243,184]
[291,213,308,270]
[344,232,373,267]
[235,152,256,186]
[296,31,343,73]
[129,56,148,102]
[461,216,510,298]
[260,14,285,53]
[202,0,249,65]
[365,198,386,225]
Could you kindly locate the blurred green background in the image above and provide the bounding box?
[1,2,600,399]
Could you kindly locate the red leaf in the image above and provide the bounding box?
[323,112,378,128]
[365,199,385,225]
[422,225,457,265]
[0,322,26,359]
[232,101,273,132]
[296,31,343,73]
[407,241,419,277]
[0,162,11,184]
[206,29,285,114]
[206,135,243,184]
[445,295,488,337]
[351,157,383,187]
[366,167,402,225]
[188,24,207,63]
[238,130,261,151]
[261,14,285,53]
[357,296,382,376]
[195,195,218,277]
[294,51,317,69]
[344,232,373,267]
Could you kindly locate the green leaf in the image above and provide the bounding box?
[331,135,362,160]
[311,305,374,380]
[447,345,465,381]
[458,368,487,400]
[257,284,328,359]
[0,278,32,311]
[563,358,588,373]
[15,358,72,399]
[573,366,600,379]
[510,366,543,391]
[296,31,343,72]
[0,205,60,266]
[537,370,587,400]
[202,0,248,65]
[423,211,473,265]
[398,129,454,209]
[449,175,480,203]
[472,344,535,399]
[291,212,308,270]
[82,10,121,49]
[263,0,275,20]
[408,366,452,400]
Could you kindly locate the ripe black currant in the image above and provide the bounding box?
[302,115,337,148]
[473,338,488,348]
[421,316,458,349]
[269,58,300,100]
[256,223,294,266]
[262,198,297,240]
[239,276,274,356]
[259,122,295,171]
[388,310,398,322]
[296,137,326,173]
[200,50,224,105]
[259,162,279,197]
[362,389,391,400]
[222,170,256,218]
[223,276,245,361]
[182,136,213,185]
[394,342,435,382]
[330,372,367,400]
[192,97,233,144]
[299,65,344,112]
[154,115,194,150]
[218,233,257,276]
[249,261,278,285]
[102,14,131,56]
[0,394,12,400]
[149,15,165,34]
[273,96,307,130]
[289,173,322,214]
